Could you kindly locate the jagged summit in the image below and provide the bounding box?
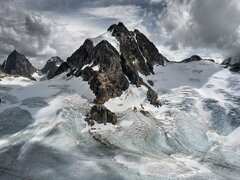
[79,39,129,104]
[67,39,94,69]
[108,22,129,35]
[49,22,164,109]
[41,56,63,79]
[2,50,36,79]
[53,22,168,77]
[108,22,168,75]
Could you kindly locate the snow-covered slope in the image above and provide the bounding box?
[0,60,240,180]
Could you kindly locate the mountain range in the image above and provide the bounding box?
[0,22,240,180]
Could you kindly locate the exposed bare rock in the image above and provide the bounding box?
[67,39,94,69]
[51,22,163,107]
[222,56,240,72]
[2,50,36,79]
[88,40,129,103]
[181,55,202,63]
[53,62,70,78]
[147,80,154,86]
[147,88,161,107]
[86,104,117,125]
[134,29,167,67]
[108,22,167,76]
[41,56,63,79]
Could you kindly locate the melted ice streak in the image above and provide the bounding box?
[0,61,240,179]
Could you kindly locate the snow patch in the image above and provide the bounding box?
[104,85,148,113]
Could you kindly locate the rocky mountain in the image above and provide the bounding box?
[1,50,36,79]
[48,22,165,125]
[1,23,240,180]
[56,23,166,99]
[222,56,240,72]
[108,23,167,76]
[41,56,64,79]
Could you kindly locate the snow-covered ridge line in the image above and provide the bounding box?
[90,31,120,53]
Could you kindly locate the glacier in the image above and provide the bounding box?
[0,60,240,180]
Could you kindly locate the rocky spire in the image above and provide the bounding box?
[108,22,168,76]
[84,40,129,104]
[67,39,94,69]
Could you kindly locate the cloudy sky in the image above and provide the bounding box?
[1,0,240,66]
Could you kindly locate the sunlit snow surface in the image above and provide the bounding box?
[0,61,240,180]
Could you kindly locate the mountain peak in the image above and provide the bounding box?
[2,50,36,79]
[41,56,64,79]
[9,49,23,58]
[108,22,129,35]
[51,22,165,106]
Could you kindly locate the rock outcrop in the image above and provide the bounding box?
[67,39,94,69]
[53,62,70,78]
[147,88,161,107]
[222,57,240,72]
[108,22,167,76]
[2,50,36,79]
[86,104,117,126]
[87,40,129,103]
[59,40,130,103]
[41,56,63,79]
[181,55,202,63]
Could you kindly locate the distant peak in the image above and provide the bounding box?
[190,55,202,60]
[47,56,63,63]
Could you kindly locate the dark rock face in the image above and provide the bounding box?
[222,57,240,72]
[67,39,94,69]
[147,88,161,107]
[86,105,117,126]
[147,80,154,86]
[51,22,164,125]
[89,41,129,103]
[41,56,63,79]
[55,39,130,104]
[134,29,167,67]
[2,50,36,78]
[181,55,202,63]
[53,62,70,77]
[109,22,167,76]
[80,66,96,80]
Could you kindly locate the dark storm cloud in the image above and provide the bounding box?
[25,15,51,37]
[24,0,153,11]
[190,0,240,55]
[0,1,54,64]
[155,0,240,56]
